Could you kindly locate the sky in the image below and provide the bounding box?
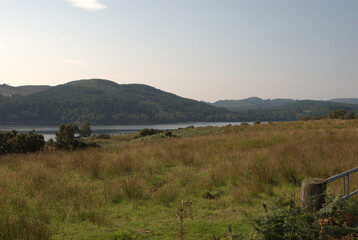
[0,0,357,102]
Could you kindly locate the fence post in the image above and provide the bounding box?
[301,178,326,212]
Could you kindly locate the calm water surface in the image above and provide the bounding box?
[0,122,248,141]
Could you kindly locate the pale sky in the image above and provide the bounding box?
[0,0,357,102]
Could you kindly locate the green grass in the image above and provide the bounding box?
[0,119,358,239]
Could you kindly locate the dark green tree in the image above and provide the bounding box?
[329,109,346,119]
[344,111,355,120]
[55,124,86,150]
[254,120,261,125]
[0,130,44,155]
[79,120,92,137]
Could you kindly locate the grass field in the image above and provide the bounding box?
[0,119,358,239]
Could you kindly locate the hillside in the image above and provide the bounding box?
[0,84,50,96]
[230,100,358,121]
[0,79,236,124]
[211,97,358,121]
[211,97,295,111]
[242,100,358,121]
[1,80,357,124]
[330,98,358,105]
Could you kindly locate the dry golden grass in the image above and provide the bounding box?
[0,119,357,239]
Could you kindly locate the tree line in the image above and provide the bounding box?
[0,83,236,124]
[0,130,45,155]
[0,121,94,155]
[300,109,358,121]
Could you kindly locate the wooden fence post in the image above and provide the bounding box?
[301,178,326,212]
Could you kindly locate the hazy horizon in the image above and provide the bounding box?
[1,78,357,103]
[1,0,357,102]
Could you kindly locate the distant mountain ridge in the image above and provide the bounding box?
[329,98,358,105]
[0,84,50,96]
[0,79,236,124]
[211,97,296,111]
[0,80,357,124]
[211,97,358,112]
[210,97,358,121]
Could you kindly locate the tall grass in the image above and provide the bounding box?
[0,119,357,239]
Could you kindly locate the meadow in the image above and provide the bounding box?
[0,119,358,239]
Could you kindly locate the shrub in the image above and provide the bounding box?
[55,124,87,150]
[254,120,261,125]
[0,130,45,155]
[253,195,358,240]
[344,111,355,120]
[300,115,312,121]
[139,128,160,137]
[79,120,92,137]
[329,109,347,119]
[96,133,111,139]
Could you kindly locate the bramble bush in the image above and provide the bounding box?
[0,130,45,155]
[251,195,358,240]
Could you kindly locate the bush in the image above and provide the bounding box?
[300,115,312,121]
[96,133,111,139]
[329,109,347,119]
[0,130,45,155]
[344,111,355,120]
[55,124,87,150]
[139,128,160,137]
[254,120,261,125]
[79,120,92,137]
[253,195,358,240]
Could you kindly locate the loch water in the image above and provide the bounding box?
[0,122,249,141]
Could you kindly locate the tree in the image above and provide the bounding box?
[329,109,346,119]
[344,111,355,120]
[79,120,92,137]
[55,124,86,150]
[0,130,44,155]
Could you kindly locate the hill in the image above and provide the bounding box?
[235,100,358,121]
[210,97,358,121]
[1,80,357,124]
[0,84,50,96]
[330,98,358,105]
[0,79,236,124]
[211,97,295,111]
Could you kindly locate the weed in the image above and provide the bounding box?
[176,200,194,240]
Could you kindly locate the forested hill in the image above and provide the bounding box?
[211,97,295,111]
[211,97,358,121]
[211,97,358,113]
[0,79,236,124]
[232,100,358,121]
[0,84,50,96]
[330,98,358,105]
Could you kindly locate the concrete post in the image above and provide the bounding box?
[301,178,326,212]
